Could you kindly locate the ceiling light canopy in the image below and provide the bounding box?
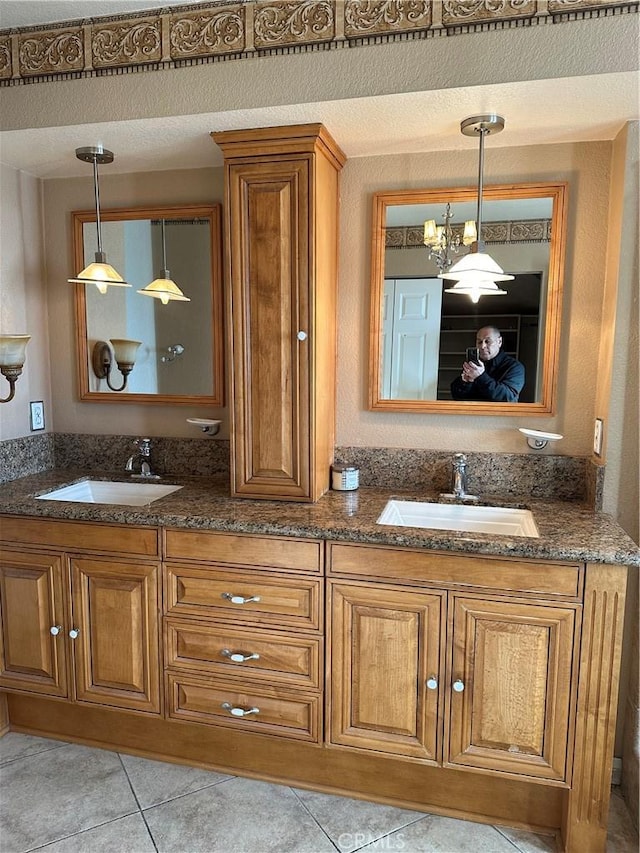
[68,146,129,292]
[439,114,514,302]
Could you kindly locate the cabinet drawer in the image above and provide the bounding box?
[328,543,582,599]
[164,565,322,631]
[166,673,321,743]
[164,529,322,573]
[165,618,322,689]
[0,516,159,558]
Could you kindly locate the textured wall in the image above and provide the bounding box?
[0,164,51,440]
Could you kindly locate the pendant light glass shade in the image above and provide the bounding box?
[439,115,513,301]
[137,220,190,304]
[68,146,129,292]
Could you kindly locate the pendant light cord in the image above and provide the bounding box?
[475,125,487,247]
[92,155,103,256]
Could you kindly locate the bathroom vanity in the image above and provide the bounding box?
[0,472,637,853]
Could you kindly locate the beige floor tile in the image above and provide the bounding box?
[495,824,557,852]
[0,732,67,766]
[119,752,233,809]
[29,813,156,853]
[0,742,138,853]
[358,813,524,852]
[293,786,427,852]
[144,776,336,852]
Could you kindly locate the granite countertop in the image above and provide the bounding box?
[0,469,638,567]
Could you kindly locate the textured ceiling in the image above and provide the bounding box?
[0,2,637,178]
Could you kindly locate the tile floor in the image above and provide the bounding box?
[1,732,638,853]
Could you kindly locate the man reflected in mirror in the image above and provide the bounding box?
[451,325,525,402]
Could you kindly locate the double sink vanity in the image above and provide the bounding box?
[0,468,638,853]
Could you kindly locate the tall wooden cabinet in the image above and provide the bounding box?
[212,124,346,502]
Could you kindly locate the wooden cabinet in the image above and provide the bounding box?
[0,549,67,697]
[328,544,582,785]
[213,124,346,501]
[0,521,161,714]
[163,528,324,743]
[329,581,443,762]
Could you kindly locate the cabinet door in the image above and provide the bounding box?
[447,596,578,782]
[227,159,311,500]
[329,581,443,762]
[0,549,68,697]
[70,557,161,713]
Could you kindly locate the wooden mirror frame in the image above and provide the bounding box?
[73,203,224,405]
[368,182,568,415]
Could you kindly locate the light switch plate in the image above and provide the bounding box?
[593,418,603,456]
[30,400,45,431]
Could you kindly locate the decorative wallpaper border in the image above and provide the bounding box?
[0,0,636,86]
[386,218,552,250]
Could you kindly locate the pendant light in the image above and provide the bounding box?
[439,115,514,303]
[68,146,130,293]
[137,219,190,304]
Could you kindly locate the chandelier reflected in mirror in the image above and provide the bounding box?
[423,203,476,272]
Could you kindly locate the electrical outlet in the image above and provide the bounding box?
[593,418,603,456]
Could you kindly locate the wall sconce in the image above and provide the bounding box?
[92,338,141,391]
[440,115,514,303]
[68,146,130,293]
[0,335,31,403]
[423,203,476,273]
[137,219,190,304]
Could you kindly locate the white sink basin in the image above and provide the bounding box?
[377,500,539,538]
[36,480,183,506]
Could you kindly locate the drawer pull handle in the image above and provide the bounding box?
[50,625,63,636]
[452,679,465,693]
[426,676,438,690]
[221,649,260,663]
[221,593,261,605]
[68,628,80,639]
[221,702,260,718]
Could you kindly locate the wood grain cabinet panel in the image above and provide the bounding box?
[447,596,579,783]
[165,618,321,689]
[167,673,321,743]
[165,565,322,632]
[70,557,161,713]
[0,549,68,697]
[214,124,345,502]
[329,581,444,762]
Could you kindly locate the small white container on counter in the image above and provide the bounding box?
[331,464,359,491]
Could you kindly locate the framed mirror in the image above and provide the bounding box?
[73,204,224,405]
[369,182,567,415]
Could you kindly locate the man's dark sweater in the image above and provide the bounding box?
[450,350,525,402]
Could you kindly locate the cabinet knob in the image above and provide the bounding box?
[50,625,62,636]
[452,679,465,693]
[221,649,260,663]
[68,628,80,639]
[221,702,260,718]
[297,331,307,341]
[221,593,261,605]
[426,676,438,690]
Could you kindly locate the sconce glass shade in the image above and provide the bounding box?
[0,334,31,366]
[0,335,31,403]
[137,273,190,305]
[110,338,142,365]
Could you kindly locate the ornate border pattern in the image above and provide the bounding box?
[386,219,552,249]
[0,0,636,85]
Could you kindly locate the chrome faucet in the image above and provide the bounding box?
[125,438,159,479]
[452,453,468,498]
[440,453,478,502]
